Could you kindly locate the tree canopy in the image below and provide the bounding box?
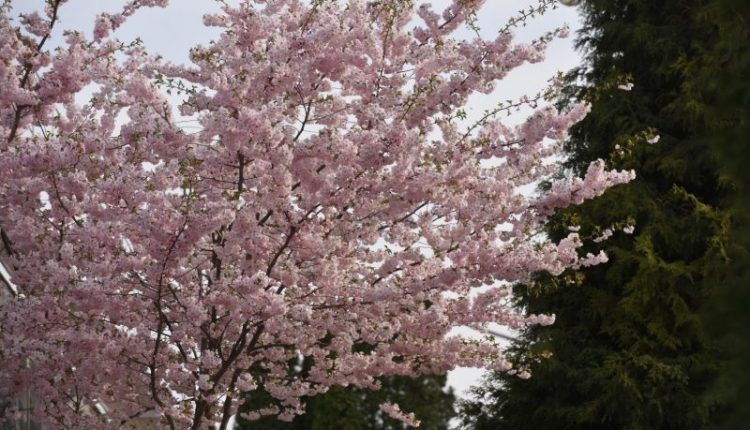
[0,1,633,428]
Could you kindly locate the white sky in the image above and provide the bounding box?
[10,0,584,411]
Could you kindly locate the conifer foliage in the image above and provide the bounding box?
[690,0,750,427]
[460,0,746,429]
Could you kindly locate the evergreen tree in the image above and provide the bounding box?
[689,1,750,428]
[459,0,746,428]
[237,375,455,430]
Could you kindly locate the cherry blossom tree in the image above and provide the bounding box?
[0,0,634,429]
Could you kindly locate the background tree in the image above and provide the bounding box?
[459,0,747,428]
[690,0,750,428]
[236,374,455,430]
[0,1,633,429]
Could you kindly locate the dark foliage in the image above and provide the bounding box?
[237,374,455,430]
[459,0,749,429]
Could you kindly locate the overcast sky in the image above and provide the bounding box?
[11,0,583,122]
[10,0,585,408]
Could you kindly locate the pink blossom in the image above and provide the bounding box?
[380,402,421,427]
[93,14,114,41]
[593,228,614,243]
[20,12,49,37]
